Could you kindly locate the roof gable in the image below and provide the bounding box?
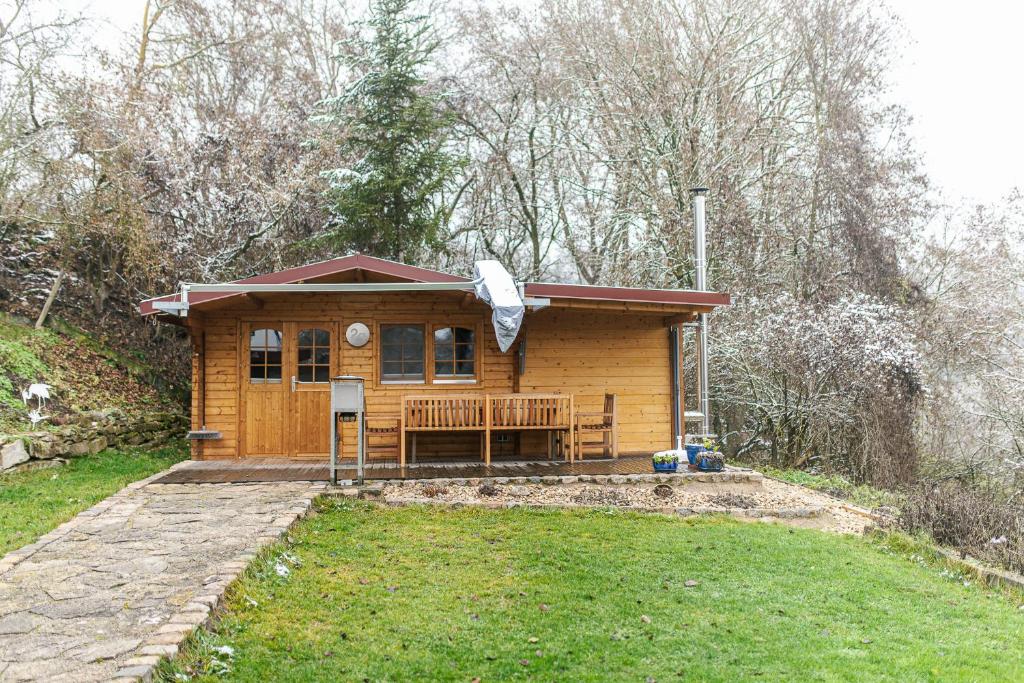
[244,254,468,285]
[139,254,466,315]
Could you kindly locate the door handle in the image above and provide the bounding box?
[291,376,297,392]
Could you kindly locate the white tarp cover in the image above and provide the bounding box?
[473,260,525,353]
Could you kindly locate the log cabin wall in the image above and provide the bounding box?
[516,310,672,455]
[190,291,674,460]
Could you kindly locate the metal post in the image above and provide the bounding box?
[697,317,710,437]
[356,408,365,486]
[669,325,681,446]
[330,413,338,486]
[329,375,365,487]
[691,187,711,438]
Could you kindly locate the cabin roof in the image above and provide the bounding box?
[139,253,730,317]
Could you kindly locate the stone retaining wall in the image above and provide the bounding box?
[0,409,187,471]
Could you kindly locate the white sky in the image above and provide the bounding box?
[888,0,1024,207]
[65,0,1024,208]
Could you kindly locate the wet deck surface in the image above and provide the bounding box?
[153,455,664,484]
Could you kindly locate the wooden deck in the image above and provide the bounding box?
[153,454,662,485]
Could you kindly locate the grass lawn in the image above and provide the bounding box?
[165,500,1024,682]
[752,466,904,512]
[0,442,187,554]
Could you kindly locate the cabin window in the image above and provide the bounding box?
[380,324,425,382]
[249,328,283,384]
[297,328,330,383]
[433,326,475,380]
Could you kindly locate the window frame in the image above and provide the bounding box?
[431,325,478,384]
[378,323,427,384]
[295,327,332,384]
[374,321,482,386]
[248,327,284,385]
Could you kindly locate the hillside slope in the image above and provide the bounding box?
[0,314,183,433]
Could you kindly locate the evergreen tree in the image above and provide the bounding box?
[317,0,461,260]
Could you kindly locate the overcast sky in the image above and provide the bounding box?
[888,0,1023,207]
[68,0,1023,208]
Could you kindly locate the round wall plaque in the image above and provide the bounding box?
[345,322,370,347]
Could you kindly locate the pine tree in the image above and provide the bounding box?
[316,0,461,261]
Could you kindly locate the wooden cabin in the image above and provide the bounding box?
[140,255,730,464]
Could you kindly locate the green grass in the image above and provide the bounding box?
[0,315,51,418]
[0,442,187,554]
[163,501,1024,682]
[761,467,904,511]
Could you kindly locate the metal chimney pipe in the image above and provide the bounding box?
[692,188,708,292]
[691,188,711,438]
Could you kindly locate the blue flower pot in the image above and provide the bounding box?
[652,460,678,473]
[685,444,705,465]
[697,454,724,472]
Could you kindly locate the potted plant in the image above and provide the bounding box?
[684,441,705,465]
[697,438,725,472]
[652,451,679,473]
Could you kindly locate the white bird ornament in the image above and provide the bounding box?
[27,383,52,406]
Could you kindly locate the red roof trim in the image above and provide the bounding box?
[140,254,731,316]
[139,254,467,316]
[524,282,731,308]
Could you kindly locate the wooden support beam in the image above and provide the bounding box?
[191,326,206,460]
[242,293,265,309]
[183,310,205,331]
[459,292,476,309]
[547,299,712,315]
[664,314,697,327]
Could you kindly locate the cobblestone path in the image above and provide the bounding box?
[0,472,322,682]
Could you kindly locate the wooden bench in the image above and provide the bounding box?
[400,393,573,466]
[490,393,573,462]
[401,395,487,466]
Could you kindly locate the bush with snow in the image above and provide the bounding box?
[717,293,924,485]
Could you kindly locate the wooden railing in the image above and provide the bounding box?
[400,393,573,466]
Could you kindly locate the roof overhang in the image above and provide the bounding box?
[524,282,731,308]
[139,253,731,322]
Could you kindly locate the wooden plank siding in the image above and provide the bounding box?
[516,310,673,455]
[190,291,677,460]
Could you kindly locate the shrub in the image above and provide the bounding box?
[421,484,448,498]
[717,294,924,487]
[898,481,1024,574]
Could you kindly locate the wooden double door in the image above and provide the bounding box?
[241,321,338,459]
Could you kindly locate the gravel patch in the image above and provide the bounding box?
[380,477,876,534]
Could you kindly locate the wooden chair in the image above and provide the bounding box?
[364,413,401,462]
[574,394,617,461]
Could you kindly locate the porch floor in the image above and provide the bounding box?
[153,454,666,484]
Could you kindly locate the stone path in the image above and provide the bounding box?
[0,469,323,682]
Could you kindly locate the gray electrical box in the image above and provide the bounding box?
[329,376,366,485]
[331,376,365,417]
